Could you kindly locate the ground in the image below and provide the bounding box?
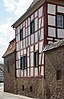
[0,83,34,99]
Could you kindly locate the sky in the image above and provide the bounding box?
[0,0,33,63]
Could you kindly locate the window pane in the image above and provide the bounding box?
[30,68,33,76]
[20,41,23,49]
[23,27,25,38]
[16,34,20,42]
[30,53,34,66]
[34,51,38,67]
[39,28,44,40]
[16,60,20,68]
[30,20,35,34]
[27,48,29,57]
[57,29,64,38]
[28,26,30,35]
[26,28,27,36]
[26,19,28,27]
[24,49,26,55]
[23,39,25,48]
[35,32,38,43]
[27,68,30,77]
[39,41,43,53]
[16,42,20,51]
[58,6,64,13]
[16,52,20,60]
[20,29,23,40]
[23,21,25,27]
[35,11,38,17]
[41,66,44,76]
[30,46,34,52]
[16,70,20,77]
[39,54,41,65]
[35,18,38,31]
[48,15,55,26]
[42,17,44,27]
[27,36,30,46]
[35,68,38,76]
[20,56,27,70]
[57,15,63,28]
[39,18,41,29]
[21,50,23,56]
[35,44,38,51]
[24,69,26,77]
[48,27,56,37]
[28,18,30,26]
[31,34,34,44]
[27,57,29,67]
[38,6,43,18]
[21,70,23,77]
[48,4,56,15]
[42,53,44,64]
[31,14,34,20]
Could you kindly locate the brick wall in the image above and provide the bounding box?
[44,46,64,99]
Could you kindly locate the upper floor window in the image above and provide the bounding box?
[57,14,64,28]
[20,29,23,40]
[34,51,38,67]
[30,20,35,34]
[20,55,27,70]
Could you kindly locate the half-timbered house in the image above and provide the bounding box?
[12,0,64,98]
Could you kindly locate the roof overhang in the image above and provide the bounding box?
[12,0,45,28]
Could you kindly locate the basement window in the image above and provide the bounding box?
[30,86,33,92]
[56,70,61,80]
[22,85,24,91]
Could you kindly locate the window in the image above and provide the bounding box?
[57,15,64,28]
[30,86,33,92]
[7,61,10,73]
[20,29,23,40]
[56,70,61,80]
[20,56,27,70]
[22,85,24,91]
[34,51,38,67]
[30,20,35,34]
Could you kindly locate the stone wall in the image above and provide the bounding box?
[4,52,16,93]
[15,77,43,99]
[44,46,64,99]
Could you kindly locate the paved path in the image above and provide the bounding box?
[0,83,34,99]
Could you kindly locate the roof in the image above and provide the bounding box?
[12,0,64,28]
[2,38,15,58]
[27,0,39,11]
[12,0,44,28]
[43,39,64,52]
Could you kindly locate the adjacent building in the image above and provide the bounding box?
[3,39,16,93]
[0,63,4,82]
[43,39,64,99]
